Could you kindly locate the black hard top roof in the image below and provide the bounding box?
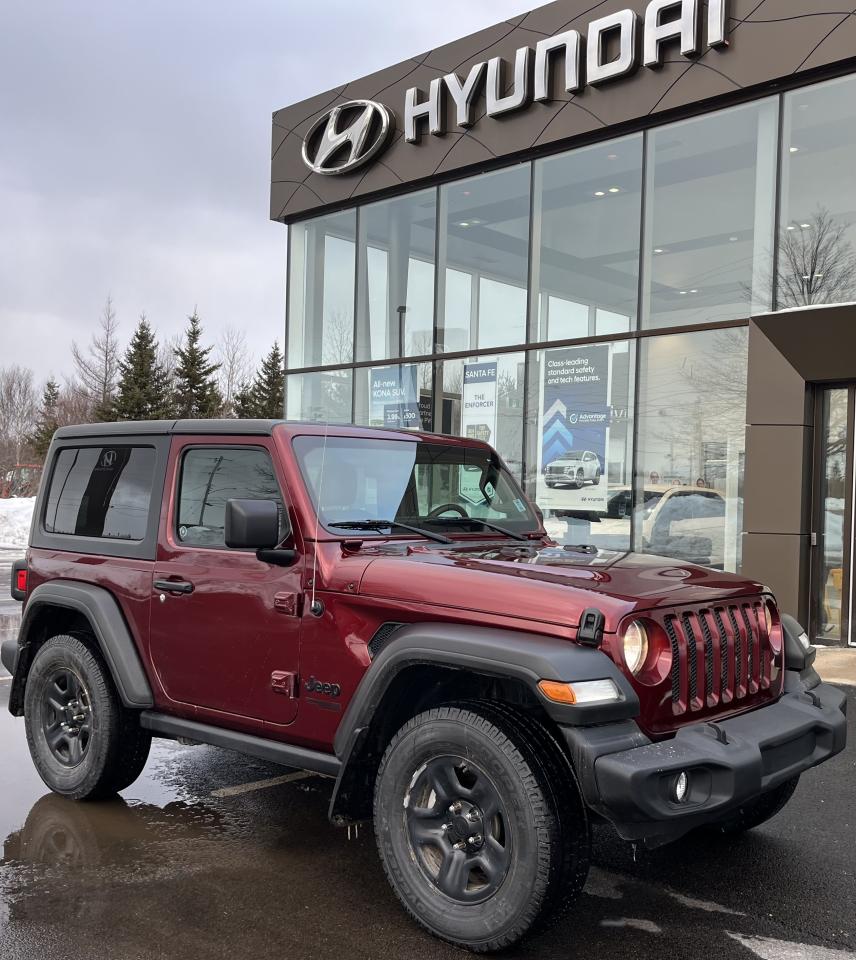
[54,420,283,439]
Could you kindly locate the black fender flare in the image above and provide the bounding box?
[329,622,638,822]
[10,581,154,714]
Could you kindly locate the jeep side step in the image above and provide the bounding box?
[140,712,341,777]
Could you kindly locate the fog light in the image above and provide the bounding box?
[673,771,690,803]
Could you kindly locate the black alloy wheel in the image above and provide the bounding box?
[405,756,511,904]
[24,634,152,800]
[40,668,92,767]
[374,702,590,952]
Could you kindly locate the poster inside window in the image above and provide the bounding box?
[355,363,433,430]
[436,353,525,482]
[526,342,634,552]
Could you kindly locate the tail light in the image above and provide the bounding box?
[11,560,28,601]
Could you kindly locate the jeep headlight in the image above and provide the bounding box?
[622,620,649,675]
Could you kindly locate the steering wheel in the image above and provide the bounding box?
[427,503,469,519]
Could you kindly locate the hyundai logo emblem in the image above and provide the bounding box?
[301,100,395,176]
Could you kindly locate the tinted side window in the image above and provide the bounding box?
[44,447,156,541]
[177,447,285,548]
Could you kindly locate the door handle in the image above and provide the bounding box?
[154,579,195,595]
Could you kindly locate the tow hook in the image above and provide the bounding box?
[706,722,728,745]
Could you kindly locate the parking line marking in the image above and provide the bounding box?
[728,933,856,960]
[211,771,315,798]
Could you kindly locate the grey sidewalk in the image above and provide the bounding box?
[816,646,856,687]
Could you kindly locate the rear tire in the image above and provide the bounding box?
[711,776,800,835]
[24,634,151,800]
[373,701,589,952]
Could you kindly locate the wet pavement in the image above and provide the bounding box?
[0,549,20,679]
[0,681,853,960]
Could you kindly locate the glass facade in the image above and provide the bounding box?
[439,167,531,353]
[778,75,856,308]
[643,100,778,329]
[357,191,436,361]
[284,74,856,574]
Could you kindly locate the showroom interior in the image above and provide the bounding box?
[271,0,856,646]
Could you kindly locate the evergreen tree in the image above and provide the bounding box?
[30,377,61,459]
[173,310,222,418]
[233,380,256,419]
[114,315,173,421]
[235,342,284,419]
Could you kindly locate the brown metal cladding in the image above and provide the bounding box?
[270,0,856,222]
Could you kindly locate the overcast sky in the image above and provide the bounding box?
[0,0,529,382]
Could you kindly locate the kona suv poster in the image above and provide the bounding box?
[370,364,420,428]
[537,345,612,513]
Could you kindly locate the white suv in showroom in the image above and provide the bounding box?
[544,449,602,489]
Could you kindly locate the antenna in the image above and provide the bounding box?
[309,420,330,617]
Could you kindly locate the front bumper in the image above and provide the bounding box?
[562,670,847,846]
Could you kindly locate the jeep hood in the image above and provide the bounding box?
[357,543,766,632]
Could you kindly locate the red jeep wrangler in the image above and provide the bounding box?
[3,420,847,952]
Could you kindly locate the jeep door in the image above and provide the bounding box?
[149,437,302,729]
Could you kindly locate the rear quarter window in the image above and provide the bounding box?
[43,446,156,541]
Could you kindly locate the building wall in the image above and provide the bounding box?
[271,0,856,223]
[271,0,856,639]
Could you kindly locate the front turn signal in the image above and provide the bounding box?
[538,680,577,704]
[538,678,621,705]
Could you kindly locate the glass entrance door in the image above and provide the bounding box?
[812,387,855,646]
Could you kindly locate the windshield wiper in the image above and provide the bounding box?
[428,517,528,542]
[328,520,452,545]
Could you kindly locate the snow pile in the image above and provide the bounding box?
[0,497,35,550]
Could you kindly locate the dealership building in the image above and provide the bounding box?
[271,0,856,646]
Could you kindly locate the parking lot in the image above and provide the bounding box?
[0,677,852,957]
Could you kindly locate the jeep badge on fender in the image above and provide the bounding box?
[306,677,341,698]
[2,419,846,953]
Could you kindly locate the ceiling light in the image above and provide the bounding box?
[594,191,606,197]
[789,146,800,153]
[607,153,618,160]
[690,289,698,294]
[729,236,739,242]
[654,248,664,254]
[786,225,796,231]
[458,221,470,228]
[608,187,620,193]
[801,223,811,229]
[679,291,688,296]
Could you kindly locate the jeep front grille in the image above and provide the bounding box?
[662,600,777,717]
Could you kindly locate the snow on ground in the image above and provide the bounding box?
[0,497,35,550]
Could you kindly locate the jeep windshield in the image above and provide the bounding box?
[293,436,541,539]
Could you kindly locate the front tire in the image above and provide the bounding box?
[373,702,589,952]
[24,634,151,801]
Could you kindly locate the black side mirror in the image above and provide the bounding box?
[225,499,281,550]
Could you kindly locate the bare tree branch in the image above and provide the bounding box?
[71,295,120,419]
